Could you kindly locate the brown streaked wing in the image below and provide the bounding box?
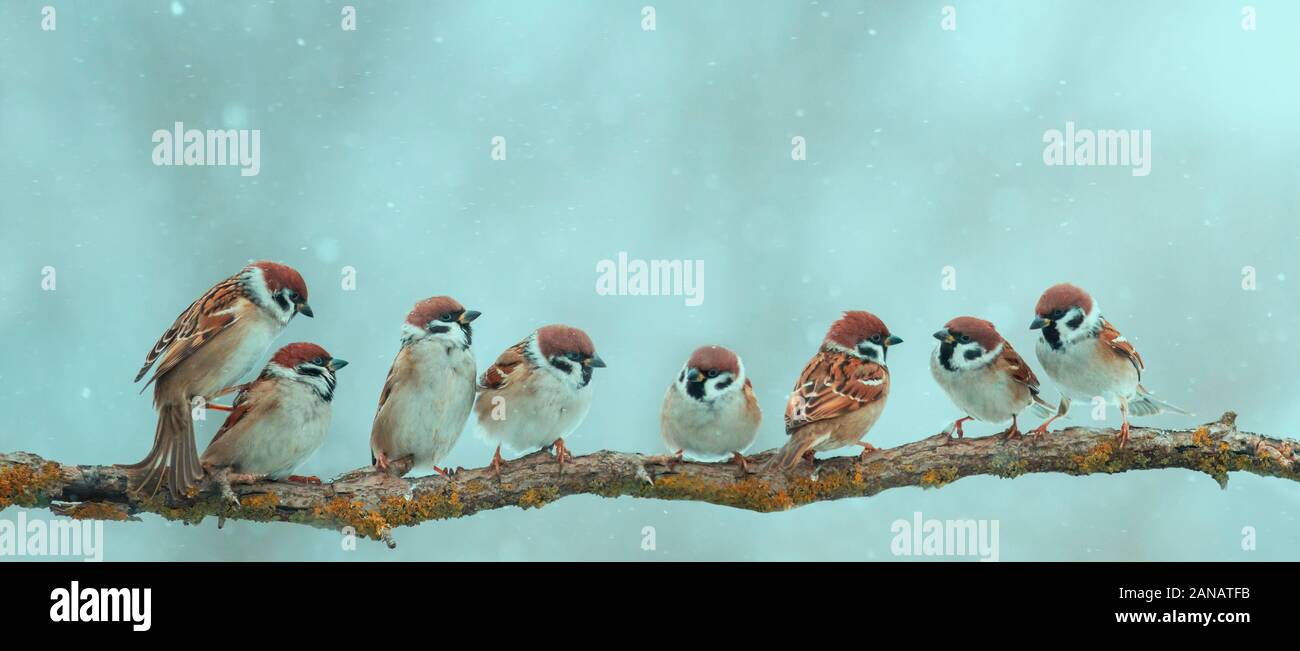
[784,351,887,434]
[1100,319,1144,378]
[208,382,260,446]
[997,343,1042,392]
[135,275,245,388]
[478,339,529,390]
[742,378,762,424]
[375,353,402,411]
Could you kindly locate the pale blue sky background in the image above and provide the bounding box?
[1,0,1297,560]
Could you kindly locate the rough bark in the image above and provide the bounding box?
[1,412,1295,548]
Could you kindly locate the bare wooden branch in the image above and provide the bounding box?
[1,412,1295,548]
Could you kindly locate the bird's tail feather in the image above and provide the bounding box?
[1130,386,1193,417]
[765,432,821,472]
[119,402,204,499]
[1029,395,1054,418]
[1029,393,1068,419]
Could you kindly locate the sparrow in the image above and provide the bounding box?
[1029,283,1190,447]
[930,316,1055,439]
[660,345,762,471]
[770,311,902,470]
[369,296,480,478]
[200,343,346,482]
[473,324,606,472]
[122,261,312,498]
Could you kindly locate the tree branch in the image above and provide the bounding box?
[1,412,1295,548]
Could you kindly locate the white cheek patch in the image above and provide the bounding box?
[1059,304,1102,343]
[858,342,884,362]
[243,265,272,307]
[706,372,740,395]
[413,320,468,347]
[525,332,545,365]
[949,342,1002,370]
[400,322,426,341]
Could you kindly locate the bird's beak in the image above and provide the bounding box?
[686,368,703,383]
[585,355,607,368]
[886,334,904,346]
[329,358,348,371]
[298,303,314,318]
[459,310,482,324]
[933,329,954,343]
[1030,316,1050,330]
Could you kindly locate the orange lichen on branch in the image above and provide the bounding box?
[2,412,1297,548]
[919,466,959,489]
[314,497,389,540]
[1192,427,1213,448]
[1072,440,1117,474]
[58,501,131,521]
[0,461,62,508]
[517,487,558,510]
[651,473,790,512]
[238,492,281,519]
[376,489,465,523]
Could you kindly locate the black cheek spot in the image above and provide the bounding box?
[963,348,982,361]
[678,370,685,382]
[428,325,451,335]
[714,378,734,392]
[1067,314,1084,329]
[550,358,573,374]
[274,294,290,311]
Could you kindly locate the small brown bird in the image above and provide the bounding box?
[473,324,606,472]
[200,343,345,482]
[369,296,480,477]
[770,311,902,470]
[660,345,762,470]
[123,261,312,498]
[1030,283,1189,446]
[930,316,1055,438]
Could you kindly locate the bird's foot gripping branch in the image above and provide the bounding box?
[1,412,1296,550]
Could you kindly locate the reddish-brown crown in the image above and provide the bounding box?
[251,261,309,301]
[943,316,1004,350]
[686,345,740,375]
[536,324,596,358]
[270,342,333,367]
[824,311,891,348]
[406,296,466,326]
[1036,283,1093,317]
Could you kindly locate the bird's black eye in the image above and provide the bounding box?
[566,352,581,361]
[312,357,324,366]
[871,334,882,343]
[1052,309,1065,318]
[958,334,971,343]
[440,312,455,322]
[706,370,719,378]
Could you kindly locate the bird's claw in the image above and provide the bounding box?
[730,452,752,474]
[489,446,507,476]
[856,443,878,462]
[550,438,573,467]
